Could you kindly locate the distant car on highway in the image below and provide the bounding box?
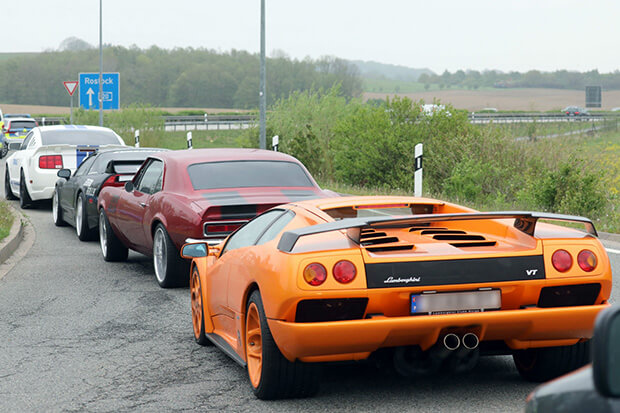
[1,117,37,158]
[563,106,589,116]
[53,147,168,241]
[97,148,333,288]
[4,125,126,209]
[525,305,620,412]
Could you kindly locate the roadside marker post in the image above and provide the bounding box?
[414,143,423,197]
[187,131,193,149]
[134,130,140,148]
[272,135,279,152]
[63,81,79,124]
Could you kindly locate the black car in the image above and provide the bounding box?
[52,147,168,240]
[525,305,620,412]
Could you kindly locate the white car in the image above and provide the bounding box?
[4,125,126,209]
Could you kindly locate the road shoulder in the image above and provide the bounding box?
[0,204,34,281]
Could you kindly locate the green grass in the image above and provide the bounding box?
[137,129,246,149]
[0,201,14,242]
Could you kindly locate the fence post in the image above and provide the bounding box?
[414,143,423,197]
[187,131,193,149]
[272,135,279,152]
[134,129,140,148]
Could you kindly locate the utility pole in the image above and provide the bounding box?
[259,0,266,149]
[99,0,103,126]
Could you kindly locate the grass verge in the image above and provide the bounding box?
[0,201,14,242]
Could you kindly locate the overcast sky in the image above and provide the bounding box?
[5,0,620,74]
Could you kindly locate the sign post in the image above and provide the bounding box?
[187,131,193,149]
[63,81,79,124]
[414,143,423,197]
[78,72,120,111]
[272,135,279,152]
[134,130,140,148]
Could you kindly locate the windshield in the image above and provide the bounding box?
[187,160,314,190]
[8,121,36,130]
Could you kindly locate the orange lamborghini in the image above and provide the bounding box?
[181,196,612,399]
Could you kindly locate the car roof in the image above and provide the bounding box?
[150,148,307,168]
[37,125,116,133]
[6,117,36,123]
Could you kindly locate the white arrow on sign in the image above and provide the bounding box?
[86,88,95,107]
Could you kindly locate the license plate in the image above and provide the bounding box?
[411,289,501,315]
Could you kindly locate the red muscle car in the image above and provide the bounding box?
[97,148,330,287]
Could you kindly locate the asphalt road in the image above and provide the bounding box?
[1,158,619,413]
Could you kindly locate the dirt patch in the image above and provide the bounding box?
[0,104,252,116]
[364,88,620,111]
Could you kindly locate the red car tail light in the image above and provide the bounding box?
[206,223,242,234]
[577,250,597,272]
[39,155,63,169]
[551,249,572,272]
[333,260,357,283]
[101,175,126,189]
[303,263,327,286]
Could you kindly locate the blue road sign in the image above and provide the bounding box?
[78,72,120,110]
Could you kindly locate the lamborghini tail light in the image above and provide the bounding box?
[332,260,356,283]
[39,155,63,169]
[551,249,572,272]
[303,263,327,286]
[577,250,597,272]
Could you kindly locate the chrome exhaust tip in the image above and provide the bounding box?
[443,333,461,351]
[462,332,479,350]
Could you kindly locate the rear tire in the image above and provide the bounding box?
[513,340,591,382]
[75,193,93,241]
[245,290,320,400]
[190,265,211,346]
[153,224,189,288]
[52,188,67,226]
[5,170,17,200]
[99,208,128,262]
[19,171,34,209]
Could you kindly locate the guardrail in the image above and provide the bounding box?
[33,113,619,130]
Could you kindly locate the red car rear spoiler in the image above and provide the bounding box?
[277,211,597,253]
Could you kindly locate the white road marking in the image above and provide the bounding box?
[606,248,620,254]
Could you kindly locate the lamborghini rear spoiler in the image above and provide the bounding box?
[277,211,598,253]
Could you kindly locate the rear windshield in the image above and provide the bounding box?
[187,160,314,190]
[90,151,159,174]
[41,129,121,146]
[9,121,36,130]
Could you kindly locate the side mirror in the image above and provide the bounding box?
[124,181,134,192]
[57,169,72,180]
[181,242,208,259]
[593,305,620,398]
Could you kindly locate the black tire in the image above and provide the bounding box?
[5,170,17,200]
[52,188,67,226]
[152,223,189,288]
[19,171,34,209]
[190,265,212,346]
[75,193,93,241]
[0,142,7,159]
[246,290,320,400]
[99,208,128,262]
[513,340,591,382]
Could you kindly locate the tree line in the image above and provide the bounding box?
[418,69,620,90]
[0,46,362,109]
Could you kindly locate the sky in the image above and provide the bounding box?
[5,0,620,74]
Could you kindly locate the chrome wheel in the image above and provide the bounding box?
[52,191,59,223]
[153,227,167,283]
[76,198,83,237]
[99,211,107,257]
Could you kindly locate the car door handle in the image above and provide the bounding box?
[139,202,148,208]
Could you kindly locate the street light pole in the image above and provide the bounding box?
[99,0,103,126]
[259,0,266,149]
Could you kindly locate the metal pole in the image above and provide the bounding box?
[259,0,266,149]
[98,0,103,126]
[70,94,73,125]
